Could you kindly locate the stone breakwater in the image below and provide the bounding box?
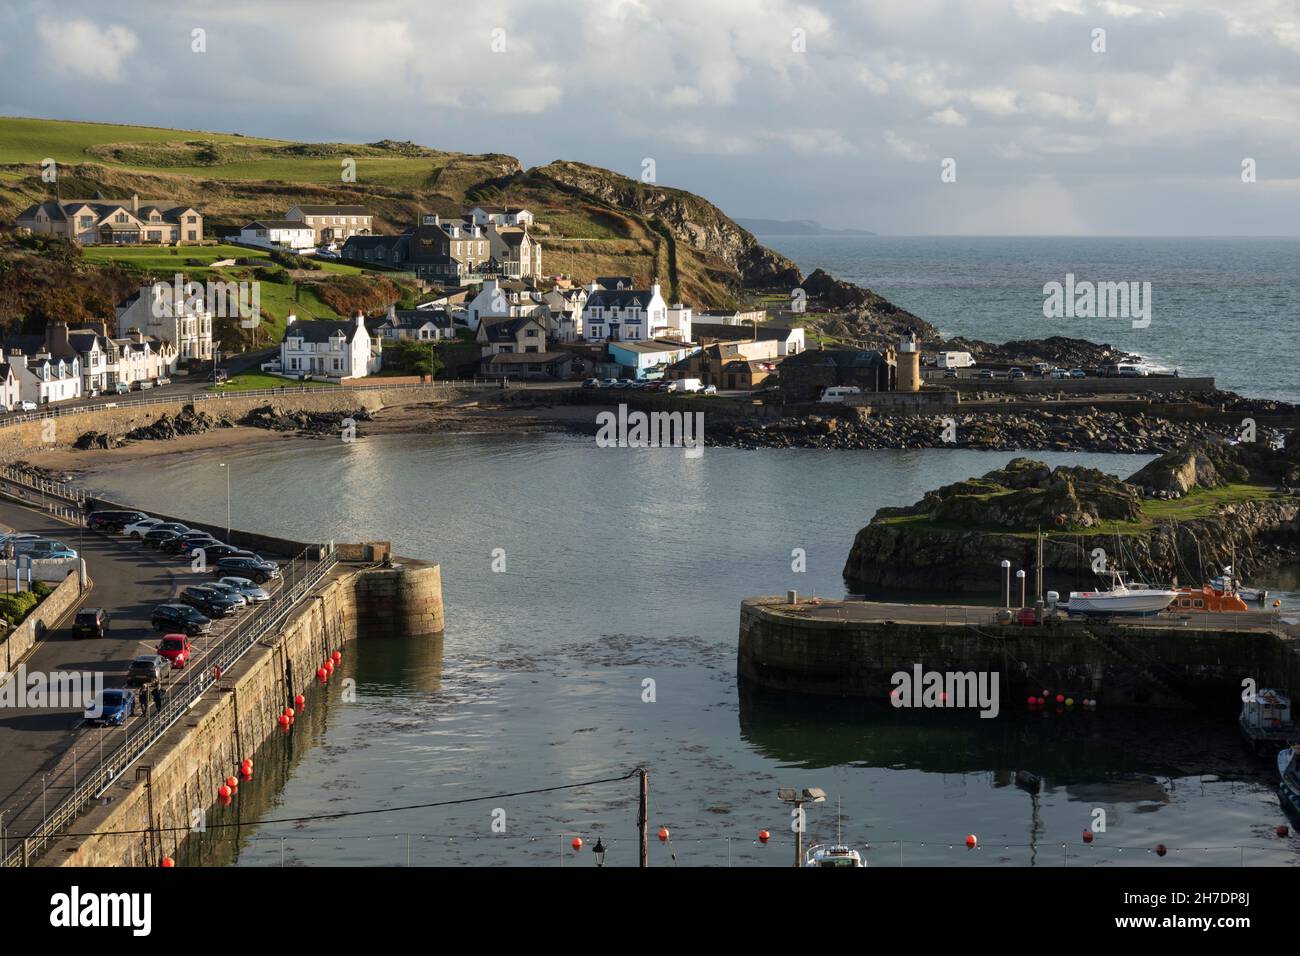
[706,409,1252,454]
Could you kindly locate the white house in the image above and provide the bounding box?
[238,220,317,252]
[279,315,378,379]
[470,205,534,228]
[6,350,80,405]
[581,281,669,342]
[116,283,214,370]
[0,362,20,411]
[662,303,693,342]
[541,286,588,342]
[466,278,550,331]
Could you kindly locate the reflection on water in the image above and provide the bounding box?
[87,434,1300,867]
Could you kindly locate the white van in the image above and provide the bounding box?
[666,378,703,393]
[937,352,975,369]
[819,386,863,403]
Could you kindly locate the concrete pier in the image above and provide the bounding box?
[738,596,1300,709]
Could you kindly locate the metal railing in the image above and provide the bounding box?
[0,546,340,867]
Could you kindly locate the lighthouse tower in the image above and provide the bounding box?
[897,332,921,392]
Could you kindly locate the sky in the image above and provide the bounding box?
[1,0,1298,235]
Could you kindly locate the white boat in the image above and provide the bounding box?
[1065,569,1177,617]
[1210,566,1267,603]
[804,844,864,867]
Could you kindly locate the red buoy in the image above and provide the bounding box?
[1083,829,1094,843]
[242,758,253,769]
[1055,694,1065,704]
[317,667,328,682]
[161,856,175,868]
[218,784,231,800]
[965,834,978,849]
[571,837,583,851]
[331,651,341,664]
[1027,696,1037,706]
[295,694,305,709]
[759,829,770,844]
[225,776,238,791]
[324,660,335,675]
[1155,844,1167,857]
[658,827,669,843]
[284,706,295,719]
[240,765,253,781]
[1276,825,1290,838]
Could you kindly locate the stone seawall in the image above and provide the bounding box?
[0,384,462,461]
[738,598,1300,709]
[43,560,443,867]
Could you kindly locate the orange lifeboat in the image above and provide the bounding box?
[1170,586,1249,612]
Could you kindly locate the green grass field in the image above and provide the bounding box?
[208,372,335,392]
[0,116,284,165]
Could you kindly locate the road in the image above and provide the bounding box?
[0,494,293,851]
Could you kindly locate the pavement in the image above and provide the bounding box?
[0,491,293,850]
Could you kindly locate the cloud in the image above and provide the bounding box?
[883,129,928,162]
[36,17,137,82]
[929,107,969,127]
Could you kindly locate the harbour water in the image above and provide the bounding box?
[82,433,1300,866]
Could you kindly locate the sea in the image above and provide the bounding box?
[762,235,1300,404]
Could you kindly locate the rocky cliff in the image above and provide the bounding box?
[843,445,1300,595]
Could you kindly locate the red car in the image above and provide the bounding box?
[157,634,192,668]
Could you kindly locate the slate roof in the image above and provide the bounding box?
[282,320,364,344]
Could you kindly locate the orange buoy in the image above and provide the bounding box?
[571,837,582,851]
[965,834,978,849]
[759,829,770,844]
[1083,829,1094,843]
[161,856,175,868]
[658,827,669,843]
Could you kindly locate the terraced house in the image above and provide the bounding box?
[15,193,203,244]
[285,204,373,244]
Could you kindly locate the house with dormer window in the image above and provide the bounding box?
[279,315,378,379]
[580,281,669,342]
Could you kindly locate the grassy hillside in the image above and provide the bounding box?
[0,116,797,309]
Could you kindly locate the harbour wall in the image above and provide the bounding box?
[738,598,1300,709]
[42,559,443,867]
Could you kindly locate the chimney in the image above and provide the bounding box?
[131,193,139,214]
[355,311,365,328]
[286,313,296,326]
[651,280,661,297]
[46,320,71,353]
[387,303,396,321]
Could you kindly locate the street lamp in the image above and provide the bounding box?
[778,786,826,867]
[219,463,231,542]
[1016,569,1026,609]
[1000,559,1011,609]
[592,837,606,867]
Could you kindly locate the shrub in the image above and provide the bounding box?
[0,591,39,625]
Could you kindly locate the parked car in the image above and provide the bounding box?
[1049,367,1069,379]
[0,533,40,546]
[1069,368,1087,378]
[164,535,219,555]
[977,368,995,379]
[1009,367,1026,380]
[702,384,718,395]
[127,655,167,686]
[87,510,147,532]
[200,544,248,563]
[73,607,111,639]
[143,529,182,549]
[156,634,194,668]
[180,585,239,617]
[12,539,77,560]
[18,400,37,412]
[214,556,281,584]
[581,378,600,389]
[124,518,163,538]
[156,377,171,387]
[218,576,271,603]
[205,580,249,608]
[943,368,958,378]
[601,378,619,388]
[150,604,212,636]
[84,688,135,726]
[153,523,191,534]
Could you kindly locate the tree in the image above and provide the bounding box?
[396,339,443,378]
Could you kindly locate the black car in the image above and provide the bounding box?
[73,607,111,638]
[150,603,212,636]
[127,654,167,686]
[214,556,281,585]
[143,529,182,549]
[198,544,245,563]
[163,535,219,555]
[180,585,239,617]
[87,510,147,533]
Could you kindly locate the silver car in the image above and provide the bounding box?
[205,581,249,608]
[218,576,270,603]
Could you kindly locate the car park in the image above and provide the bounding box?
[151,604,212,636]
[219,576,270,603]
[87,510,147,532]
[127,655,167,686]
[84,688,135,725]
[156,634,193,668]
[73,608,111,639]
[124,518,163,538]
[214,555,281,584]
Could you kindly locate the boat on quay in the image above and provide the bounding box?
[1171,585,1249,613]
[1064,569,1178,617]
[1209,565,1268,603]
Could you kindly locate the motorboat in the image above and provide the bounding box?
[1171,585,1248,613]
[1065,569,1177,617]
[804,844,864,867]
[1209,566,1267,603]
[1242,690,1296,754]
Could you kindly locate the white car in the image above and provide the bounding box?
[702,384,718,395]
[218,576,271,603]
[124,518,163,539]
[17,400,37,412]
